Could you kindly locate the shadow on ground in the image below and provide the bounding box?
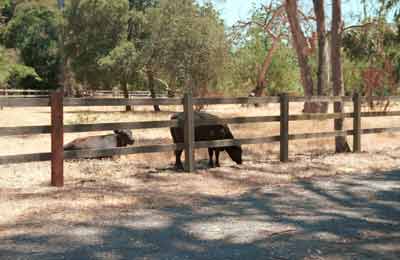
[1,170,399,260]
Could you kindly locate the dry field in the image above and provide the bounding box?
[0,102,400,259]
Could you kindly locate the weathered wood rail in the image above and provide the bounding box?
[0,93,400,187]
[0,89,167,98]
[0,89,50,98]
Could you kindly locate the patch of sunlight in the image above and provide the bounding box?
[184,217,296,243]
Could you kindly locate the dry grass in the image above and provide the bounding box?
[0,102,400,232]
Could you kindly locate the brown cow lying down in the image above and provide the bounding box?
[170,112,242,169]
[64,129,134,151]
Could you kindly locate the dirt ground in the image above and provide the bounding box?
[0,152,400,259]
[1,103,400,259]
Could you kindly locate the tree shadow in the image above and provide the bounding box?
[1,170,399,259]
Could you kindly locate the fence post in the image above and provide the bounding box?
[353,92,361,153]
[183,92,195,172]
[280,93,289,162]
[51,89,64,187]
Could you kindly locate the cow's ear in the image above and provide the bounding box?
[114,130,121,134]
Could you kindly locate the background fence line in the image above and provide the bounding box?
[0,93,400,187]
[0,89,167,98]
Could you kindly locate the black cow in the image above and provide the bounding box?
[170,112,242,169]
[64,129,134,151]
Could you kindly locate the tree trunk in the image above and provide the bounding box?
[147,70,160,112]
[312,0,329,113]
[122,81,132,112]
[285,0,315,113]
[251,38,280,97]
[331,0,350,153]
[313,0,326,96]
[167,78,176,97]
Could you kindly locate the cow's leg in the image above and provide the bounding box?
[215,149,221,167]
[208,148,214,168]
[175,149,184,170]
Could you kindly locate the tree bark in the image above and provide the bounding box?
[313,0,326,96]
[331,0,350,153]
[285,0,315,112]
[251,38,280,97]
[312,0,329,113]
[167,78,176,97]
[147,70,161,112]
[122,81,132,112]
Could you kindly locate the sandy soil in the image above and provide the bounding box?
[0,156,399,259]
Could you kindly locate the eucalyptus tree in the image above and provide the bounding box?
[331,0,350,153]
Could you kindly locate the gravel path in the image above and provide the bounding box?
[1,169,399,260]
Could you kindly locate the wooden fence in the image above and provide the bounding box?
[0,89,50,98]
[0,89,166,98]
[1,92,400,187]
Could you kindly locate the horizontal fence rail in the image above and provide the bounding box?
[0,89,50,93]
[0,89,168,98]
[288,96,353,102]
[0,89,51,98]
[63,98,183,106]
[361,111,400,117]
[0,152,52,165]
[64,143,184,160]
[64,120,179,133]
[1,93,400,186]
[3,126,399,165]
[0,97,51,107]
[361,127,400,135]
[0,113,360,137]
[193,96,280,105]
[0,125,51,136]
[364,96,400,102]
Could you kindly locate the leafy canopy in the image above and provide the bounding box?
[64,0,129,87]
[3,4,60,89]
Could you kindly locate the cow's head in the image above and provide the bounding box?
[114,129,135,146]
[226,145,242,165]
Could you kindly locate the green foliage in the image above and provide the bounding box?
[342,22,399,62]
[0,45,42,89]
[128,0,158,11]
[98,41,141,84]
[267,46,302,95]
[342,53,368,94]
[64,0,129,87]
[0,0,16,23]
[380,0,400,19]
[0,46,10,85]
[3,4,60,89]
[7,63,42,89]
[225,14,301,96]
[225,26,268,94]
[343,20,400,94]
[145,0,228,94]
